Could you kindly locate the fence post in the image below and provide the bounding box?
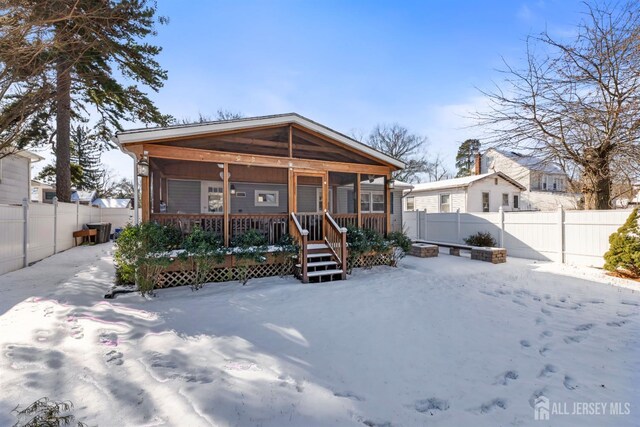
[499,206,505,247]
[76,200,80,229]
[99,205,103,223]
[423,209,428,240]
[558,204,565,264]
[53,197,58,254]
[456,208,461,243]
[22,198,28,268]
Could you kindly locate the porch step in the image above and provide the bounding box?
[293,252,332,260]
[307,243,329,250]
[307,269,344,278]
[296,260,338,269]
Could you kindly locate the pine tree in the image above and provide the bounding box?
[455,139,481,177]
[71,126,104,191]
[604,208,640,277]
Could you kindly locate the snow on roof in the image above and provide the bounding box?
[71,190,97,202]
[409,172,525,192]
[366,177,413,189]
[115,113,405,169]
[491,149,563,174]
[92,198,132,208]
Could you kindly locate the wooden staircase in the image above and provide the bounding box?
[291,213,347,283]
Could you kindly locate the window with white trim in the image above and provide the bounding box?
[502,193,509,206]
[439,194,451,212]
[359,191,385,213]
[513,195,519,209]
[254,189,279,207]
[406,196,415,211]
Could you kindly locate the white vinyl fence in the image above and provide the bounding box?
[404,208,633,267]
[0,199,134,276]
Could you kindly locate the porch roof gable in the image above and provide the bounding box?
[115,113,405,169]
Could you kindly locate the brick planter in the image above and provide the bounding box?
[471,247,507,264]
[409,243,439,258]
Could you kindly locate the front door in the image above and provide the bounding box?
[293,171,327,241]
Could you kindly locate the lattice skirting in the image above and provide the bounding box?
[155,252,392,288]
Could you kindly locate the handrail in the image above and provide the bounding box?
[290,212,309,283]
[324,212,347,279]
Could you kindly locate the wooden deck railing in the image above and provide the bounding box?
[150,213,224,236]
[229,213,288,244]
[362,213,386,235]
[290,212,309,283]
[332,213,357,229]
[295,213,323,241]
[325,212,347,279]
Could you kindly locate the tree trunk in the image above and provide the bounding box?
[582,158,611,210]
[55,58,72,202]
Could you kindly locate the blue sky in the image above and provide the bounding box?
[34,0,588,181]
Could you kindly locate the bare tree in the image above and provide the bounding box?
[425,153,452,182]
[365,123,430,183]
[474,1,640,209]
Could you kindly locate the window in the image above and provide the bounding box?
[513,195,519,209]
[255,189,279,207]
[482,192,490,212]
[202,182,223,213]
[439,194,451,213]
[494,178,498,185]
[553,177,563,191]
[360,191,385,213]
[406,196,415,211]
[502,193,509,206]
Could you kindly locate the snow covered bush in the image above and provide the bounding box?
[604,207,640,277]
[12,397,86,427]
[464,231,497,247]
[114,222,181,295]
[180,225,225,290]
[274,234,299,277]
[230,229,268,285]
[386,230,412,266]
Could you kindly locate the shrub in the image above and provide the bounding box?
[113,222,179,295]
[181,225,225,290]
[274,234,299,277]
[386,230,412,266]
[464,231,497,247]
[231,229,268,285]
[604,208,640,277]
[12,397,86,427]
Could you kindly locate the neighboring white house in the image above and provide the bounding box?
[403,172,525,213]
[30,180,57,203]
[92,198,133,209]
[481,148,580,210]
[0,150,43,205]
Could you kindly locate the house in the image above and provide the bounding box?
[71,189,97,205]
[114,113,405,282]
[0,150,43,205]
[92,198,133,209]
[481,148,580,210]
[30,180,56,203]
[403,172,525,213]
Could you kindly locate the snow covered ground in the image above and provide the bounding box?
[0,243,639,426]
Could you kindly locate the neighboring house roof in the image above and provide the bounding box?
[92,198,132,208]
[71,190,97,203]
[2,149,44,162]
[367,177,413,189]
[408,172,526,193]
[488,148,564,174]
[114,113,405,169]
[31,180,54,189]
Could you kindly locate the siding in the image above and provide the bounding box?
[481,149,532,190]
[167,179,200,213]
[231,183,288,214]
[0,155,30,205]
[410,188,466,213]
[466,176,521,212]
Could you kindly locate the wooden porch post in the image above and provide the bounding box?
[385,174,391,235]
[141,175,150,222]
[288,168,295,232]
[322,171,329,239]
[223,163,229,246]
[356,173,362,228]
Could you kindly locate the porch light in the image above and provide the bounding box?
[230,184,236,195]
[387,179,395,189]
[368,174,375,183]
[137,153,149,177]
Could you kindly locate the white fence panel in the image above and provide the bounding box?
[503,211,560,262]
[101,208,134,231]
[403,211,419,240]
[406,208,632,267]
[0,204,24,275]
[56,202,79,252]
[564,210,630,267]
[27,203,55,263]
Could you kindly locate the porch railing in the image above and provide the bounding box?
[150,213,224,236]
[229,213,288,244]
[362,213,386,235]
[332,213,357,229]
[295,213,323,241]
[290,212,309,283]
[324,212,347,279]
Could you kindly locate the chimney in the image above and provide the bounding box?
[474,152,482,175]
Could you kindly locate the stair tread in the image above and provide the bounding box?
[296,260,338,268]
[306,252,333,259]
[307,268,344,278]
[307,243,329,250]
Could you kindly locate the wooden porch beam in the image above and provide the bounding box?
[288,125,293,158]
[223,163,229,246]
[385,174,391,235]
[143,144,392,175]
[356,173,362,228]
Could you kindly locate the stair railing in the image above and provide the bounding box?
[324,212,348,280]
[290,213,309,283]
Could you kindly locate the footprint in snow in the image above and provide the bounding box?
[540,330,553,338]
[585,299,604,304]
[541,307,552,316]
[607,320,628,327]
[33,329,53,343]
[529,388,547,408]
[564,335,586,344]
[104,350,124,366]
[99,331,119,347]
[574,323,594,332]
[512,299,527,307]
[414,398,450,415]
[363,421,392,427]
[538,364,558,378]
[535,317,546,325]
[563,375,578,390]
[334,391,364,401]
[496,370,518,385]
[539,345,552,357]
[478,398,507,414]
[520,340,531,348]
[620,300,640,307]
[617,311,638,318]
[43,307,54,317]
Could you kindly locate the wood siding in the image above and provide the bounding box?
[0,155,30,205]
